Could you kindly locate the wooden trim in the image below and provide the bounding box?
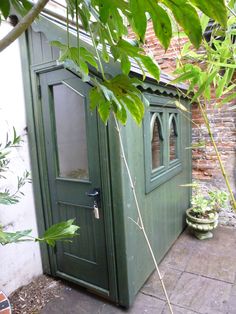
[143,96,188,193]
[18,31,52,273]
[20,41,119,301]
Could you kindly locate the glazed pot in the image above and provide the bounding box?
[186,208,218,240]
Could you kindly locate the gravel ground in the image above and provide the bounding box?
[219,206,236,227]
[9,275,64,314]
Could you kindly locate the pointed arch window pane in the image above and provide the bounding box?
[151,115,163,170]
[169,116,178,161]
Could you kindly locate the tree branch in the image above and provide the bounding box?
[0,0,49,52]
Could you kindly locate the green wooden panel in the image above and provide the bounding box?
[39,68,109,291]
[23,21,192,308]
[108,93,192,307]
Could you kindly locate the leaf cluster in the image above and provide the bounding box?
[0,219,79,246]
[0,128,31,205]
[173,15,236,108]
[37,219,80,246]
[191,184,228,218]
[0,228,32,245]
[0,0,32,23]
[0,129,79,246]
[1,0,228,125]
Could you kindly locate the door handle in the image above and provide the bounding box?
[86,188,101,206]
[86,188,101,219]
[87,190,99,198]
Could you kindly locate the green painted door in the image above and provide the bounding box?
[39,68,109,292]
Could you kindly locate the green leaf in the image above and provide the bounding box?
[200,14,210,33]
[130,0,172,49]
[0,229,32,245]
[171,71,198,84]
[218,92,236,105]
[112,39,160,81]
[51,42,98,78]
[207,62,236,69]
[130,0,147,42]
[0,191,19,205]
[115,105,127,124]
[163,0,202,48]
[147,0,172,50]
[216,70,229,98]
[89,87,101,111]
[98,100,111,124]
[78,5,89,31]
[124,94,144,124]
[189,0,227,28]
[96,0,129,40]
[138,55,160,81]
[191,71,217,103]
[89,85,111,124]
[92,75,145,125]
[0,0,10,19]
[121,54,131,75]
[10,0,29,16]
[21,0,33,11]
[38,219,79,247]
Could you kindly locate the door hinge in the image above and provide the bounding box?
[38,84,42,99]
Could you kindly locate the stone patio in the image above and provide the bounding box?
[40,227,236,314]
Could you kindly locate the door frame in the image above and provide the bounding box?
[20,33,118,301]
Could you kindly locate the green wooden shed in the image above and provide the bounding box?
[19,13,191,308]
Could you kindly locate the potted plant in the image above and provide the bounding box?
[186,184,228,240]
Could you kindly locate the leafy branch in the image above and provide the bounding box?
[0,128,79,245]
[0,0,229,125]
[0,219,79,246]
[172,13,236,210]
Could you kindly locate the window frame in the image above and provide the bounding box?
[143,95,182,193]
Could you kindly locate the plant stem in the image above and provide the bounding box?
[198,100,236,211]
[227,5,236,18]
[114,114,174,314]
[0,0,49,52]
[75,0,80,61]
[66,6,70,48]
[88,23,106,81]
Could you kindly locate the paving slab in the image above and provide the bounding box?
[40,227,236,314]
[141,267,182,300]
[101,293,165,314]
[162,304,198,314]
[195,227,236,257]
[170,272,232,314]
[40,287,165,314]
[186,249,236,283]
[160,232,197,272]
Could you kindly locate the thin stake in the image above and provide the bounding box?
[114,114,174,314]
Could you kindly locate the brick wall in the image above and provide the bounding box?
[137,21,236,190]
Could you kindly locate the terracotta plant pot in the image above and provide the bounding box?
[186,208,219,240]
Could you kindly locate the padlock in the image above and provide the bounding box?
[93,203,100,219]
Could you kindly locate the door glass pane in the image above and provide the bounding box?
[53,83,89,180]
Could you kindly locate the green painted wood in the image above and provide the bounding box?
[114,92,192,306]
[39,68,109,291]
[24,27,119,303]
[18,31,52,274]
[22,21,192,308]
